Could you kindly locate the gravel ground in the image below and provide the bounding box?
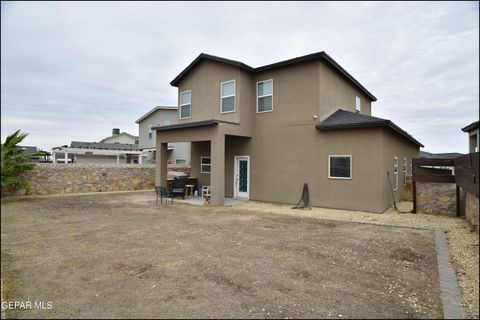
[236,200,480,319]
[1,193,444,319]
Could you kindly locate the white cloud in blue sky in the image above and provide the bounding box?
[1,1,478,153]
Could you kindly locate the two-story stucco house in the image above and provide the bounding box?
[135,106,191,165]
[154,52,423,213]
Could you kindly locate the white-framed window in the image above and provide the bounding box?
[200,156,211,173]
[403,158,407,186]
[180,90,191,119]
[221,80,235,113]
[393,157,398,191]
[175,159,187,165]
[355,96,361,112]
[328,155,352,179]
[148,124,154,139]
[256,79,273,113]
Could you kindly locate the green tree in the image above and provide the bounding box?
[1,130,35,194]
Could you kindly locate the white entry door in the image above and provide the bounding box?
[234,156,250,199]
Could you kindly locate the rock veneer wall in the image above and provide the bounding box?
[465,192,479,231]
[17,163,157,196]
[416,182,458,216]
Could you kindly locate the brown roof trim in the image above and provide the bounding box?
[153,119,239,131]
[461,120,479,132]
[170,52,377,102]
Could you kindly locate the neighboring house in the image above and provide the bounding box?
[100,128,139,144]
[18,145,41,162]
[51,129,142,164]
[462,120,479,153]
[135,106,191,165]
[153,51,423,212]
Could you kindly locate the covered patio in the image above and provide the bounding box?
[154,120,252,205]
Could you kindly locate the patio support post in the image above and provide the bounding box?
[116,155,120,165]
[210,134,225,205]
[52,152,56,163]
[156,141,168,187]
[138,154,142,164]
[64,151,68,164]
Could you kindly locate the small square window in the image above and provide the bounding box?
[329,155,352,179]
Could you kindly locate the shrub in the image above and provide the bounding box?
[1,130,35,194]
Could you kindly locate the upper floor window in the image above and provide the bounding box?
[355,96,361,112]
[221,80,235,113]
[180,91,191,119]
[257,79,273,113]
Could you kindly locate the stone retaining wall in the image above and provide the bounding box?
[15,163,189,196]
[465,192,479,231]
[416,182,458,216]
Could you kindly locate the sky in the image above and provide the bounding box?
[1,1,479,153]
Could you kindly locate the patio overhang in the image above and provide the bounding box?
[152,119,239,131]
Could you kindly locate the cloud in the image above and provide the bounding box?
[1,1,478,153]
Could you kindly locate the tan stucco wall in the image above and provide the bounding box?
[381,128,420,209]
[318,62,372,119]
[191,141,211,188]
[178,60,244,125]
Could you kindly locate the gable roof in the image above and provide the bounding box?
[316,109,424,147]
[461,120,479,132]
[135,106,178,124]
[170,52,377,101]
[99,132,138,143]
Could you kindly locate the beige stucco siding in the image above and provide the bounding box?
[381,128,420,208]
[253,61,320,129]
[318,61,372,119]
[177,60,246,125]
[245,125,385,212]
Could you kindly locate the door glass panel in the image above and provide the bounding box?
[239,160,248,193]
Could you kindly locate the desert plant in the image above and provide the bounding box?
[1,130,35,194]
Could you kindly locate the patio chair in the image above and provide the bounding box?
[202,185,211,205]
[155,186,168,205]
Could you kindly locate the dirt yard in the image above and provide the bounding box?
[1,192,443,319]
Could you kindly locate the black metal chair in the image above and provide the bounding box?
[155,186,168,205]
